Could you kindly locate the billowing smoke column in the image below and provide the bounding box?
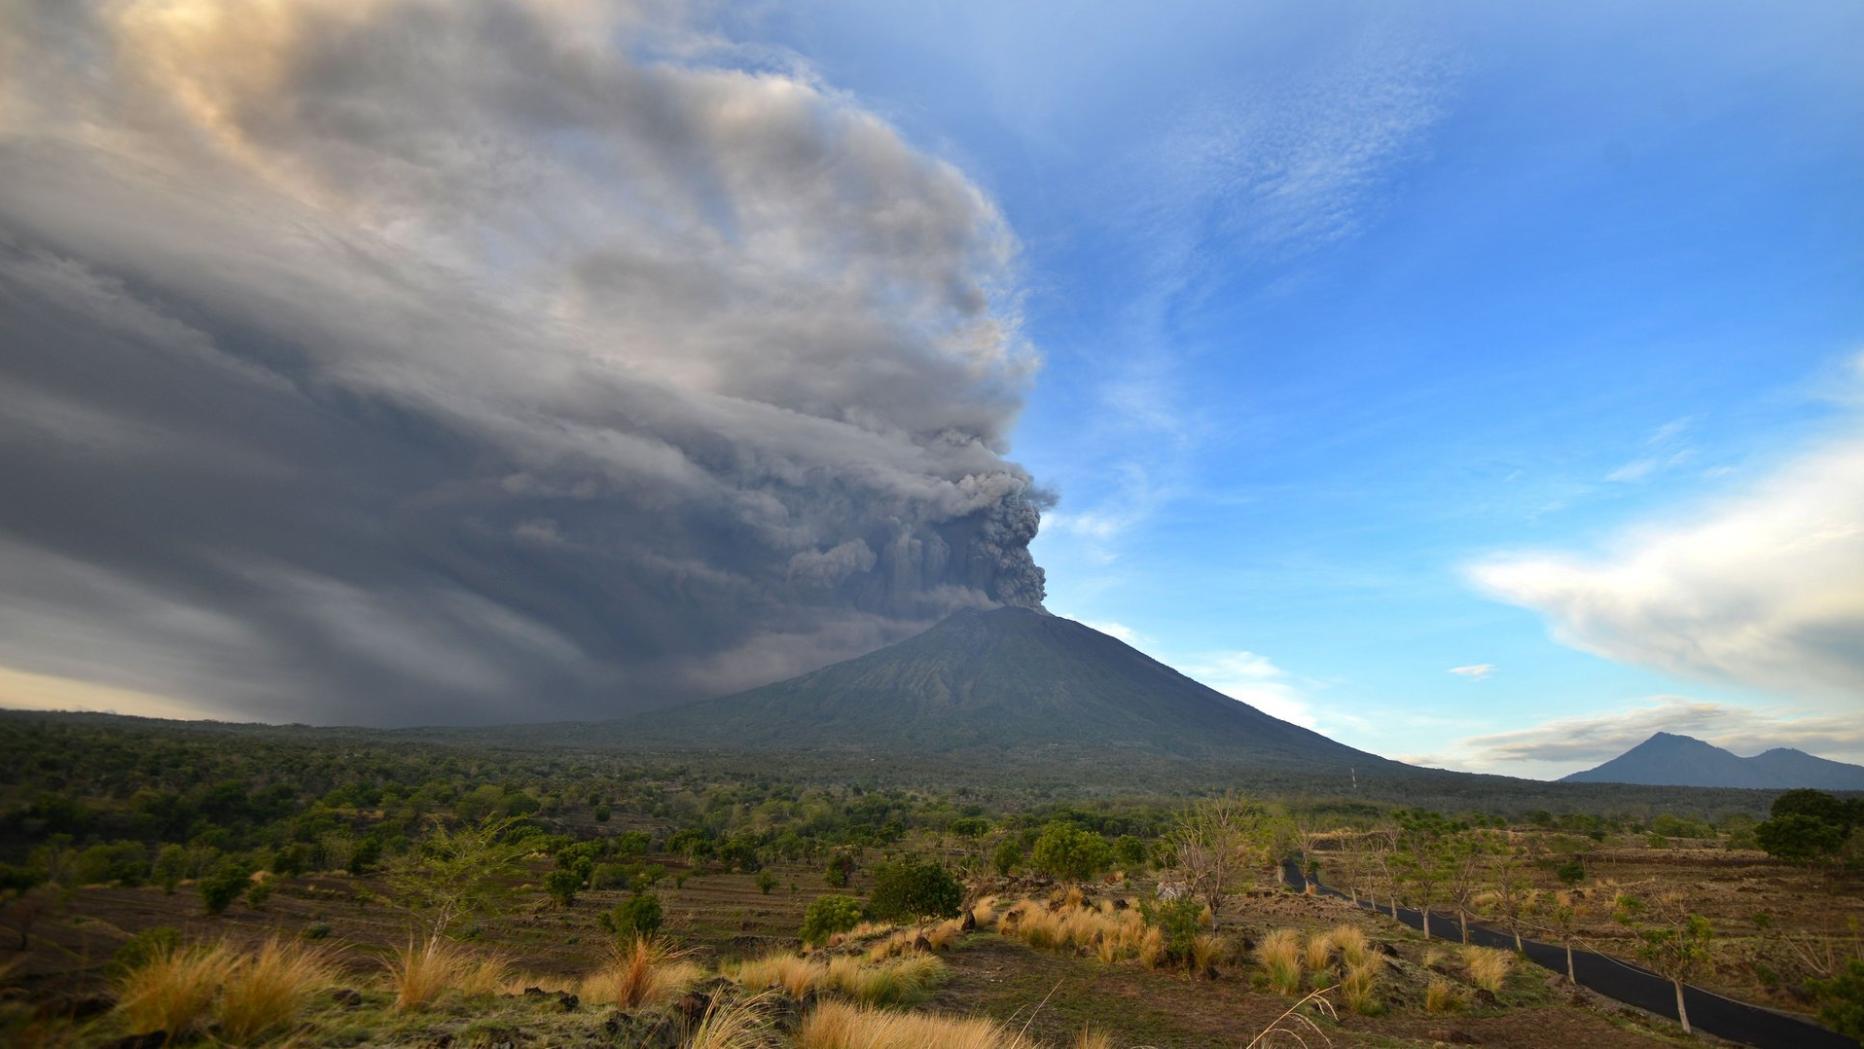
[0,0,1046,724]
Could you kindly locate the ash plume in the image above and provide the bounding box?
[0,0,1046,724]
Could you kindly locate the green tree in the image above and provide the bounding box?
[200,858,253,916]
[1615,892,1715,1036]
[385,817,529,944]
[991,839,1022,877]
[1167,795,1296,930]
[545,868,582,907]
[1030,822,1113,882]
[1810,959,1864,1040]
[801,894,864,946]
[599,892,663,940]
[152,844,187,895]
[824,850,856,888]
[868,860,962,922]
[756,870,778,895]
[1756,814,1846,866]
[1140,896,1206,969]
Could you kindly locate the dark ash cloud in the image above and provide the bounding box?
[0,0,1047,725]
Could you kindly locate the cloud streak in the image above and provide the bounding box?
[0,0,1047,724]
[1469,398,1864,701]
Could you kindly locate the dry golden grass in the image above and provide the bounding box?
[581,936,703,1010]
[728,951,822,998]
[831,920,897,948]
[388,939,474,1012]
[115,942,235,1039]
[1331,925,1371,969]
[799,998,1042,1049]
[971,897,999,926]
[1073,1025,1114,1049]
[1138,926,1168,969]
[1341,955,1384,1015]
[1191,933,1224,976]
[684,990,773,1049]
[1256,928,1302,996]
[217,938,336,1044]
[1302,930,1333,973]
[1425,977,1466,1013]
[455,953,513,998]
[927,917,966,951]
[1422,945,1449,970]
[1463,946,1514,993]
[821,954,946,1006]
[997,897,1147,965]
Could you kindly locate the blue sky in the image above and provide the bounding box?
[2,1,1859,776]
[719,2,1864,775]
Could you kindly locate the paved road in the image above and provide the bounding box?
[1279,862,1856,1049]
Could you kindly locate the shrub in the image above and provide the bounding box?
[111,926,181,978]
[199,859,253,915]
[115,942,234,1038]
[1140,896,1204,965]
[991,839,1022,876]
[599,891,663,940]
[825,851,857,888]
[802,894,865,946]
[756,870,778,895]
[590,862,632,890]
[1256,928,1302,995]
[1811,959,1864,1039]
[868,861,961,922]
[545,868,582,907]
[1030,823,1113,882]
[217,938,335,1043]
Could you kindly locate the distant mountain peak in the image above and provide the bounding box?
[1563,732,1864,790]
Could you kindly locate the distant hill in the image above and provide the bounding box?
[1561,732,1864,789]
[621,606,1400,772]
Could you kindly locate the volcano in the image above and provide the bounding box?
[628,606,1398,771]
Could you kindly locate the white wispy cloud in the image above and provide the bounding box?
[1177,649,1372,737]
[1448,663,1495,680]
[1469,369,1864,700]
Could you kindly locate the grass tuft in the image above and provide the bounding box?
[115,942,235,1039]
[1425,977,1466,1013]
[799,998,1041,1049]
[1256,928,1303,996]
[1463,946,1513,993]
[1303,930,1333,973]
[1330,924,1370,969]
[728,951,822,997]
[217,938,336,1044]
[581,936,702,1010]
[684,990,772,1049]
[388,938,474,1012]
[1341,955,1384,1015]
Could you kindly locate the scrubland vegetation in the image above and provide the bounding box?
[1,712,1860,1046]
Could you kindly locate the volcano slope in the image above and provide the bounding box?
[625,607,1395,775]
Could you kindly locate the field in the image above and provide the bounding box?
[1,712,1859,1047]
